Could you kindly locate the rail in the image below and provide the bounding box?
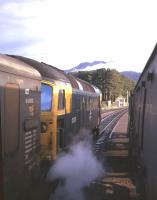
[95,108,128,151]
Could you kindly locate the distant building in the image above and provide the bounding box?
[115,96,126,107]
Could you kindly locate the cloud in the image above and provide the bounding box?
[0,0,156,72]
[0,1,48,54]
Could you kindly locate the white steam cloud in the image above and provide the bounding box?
[48,130,104,200]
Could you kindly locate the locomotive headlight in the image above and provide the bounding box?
[41,122,48,133]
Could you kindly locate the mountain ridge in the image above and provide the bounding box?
[65,61,141,81]
[120,71,141,81]
[65,61,107,73]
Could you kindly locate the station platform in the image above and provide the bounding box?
[105,113,129,158]
[112,112,128,134]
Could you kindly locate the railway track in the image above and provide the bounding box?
[96,108,128,151]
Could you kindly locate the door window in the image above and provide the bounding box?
[58,90,65,110]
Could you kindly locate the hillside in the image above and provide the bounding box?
[120,71,141,81]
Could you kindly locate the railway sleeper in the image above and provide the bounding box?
[86,175,140,200]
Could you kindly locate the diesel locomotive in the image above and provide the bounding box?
[0,54,101,200]
[129,43,157,200]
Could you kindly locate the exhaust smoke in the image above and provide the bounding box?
[48,130,104,200]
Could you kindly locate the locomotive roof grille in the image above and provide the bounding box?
[75,79,84,91]
[77,78,96,93]
[92,85,101,94]
[67,75,97,93]
[67,75,80,89]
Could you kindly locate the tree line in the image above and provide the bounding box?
[69,68,136,102]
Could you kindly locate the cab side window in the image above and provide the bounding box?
[41,83,53,111]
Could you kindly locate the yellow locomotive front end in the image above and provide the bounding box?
[40,80,72,162]
[40,81,55,161]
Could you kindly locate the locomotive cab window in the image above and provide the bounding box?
[41,83,53,111]
[4,83,19,154]
[58,89,65,110]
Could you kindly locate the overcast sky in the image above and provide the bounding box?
[0,0,156,72]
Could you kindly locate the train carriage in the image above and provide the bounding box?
[129,44,157,200]
[0,55,41,200]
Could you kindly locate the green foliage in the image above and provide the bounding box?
[69,68,135,101]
